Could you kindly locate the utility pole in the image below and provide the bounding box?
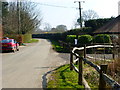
[17,0,20,34]
[74,1,85,28]
[74,1,85,40]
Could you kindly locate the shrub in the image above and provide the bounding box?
[78,35,93,45]
[22,34,32,43]
[93,34,112,43]
[66,35,77,44]
[63,27,93,35]
[4,34,32,43]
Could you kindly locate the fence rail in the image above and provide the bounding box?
[69,43,120,89]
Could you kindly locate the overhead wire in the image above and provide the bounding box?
[35,2,78,9]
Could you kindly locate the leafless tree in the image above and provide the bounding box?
[2,1,42,34]
[82,9,99,21]
[43,22,51,31]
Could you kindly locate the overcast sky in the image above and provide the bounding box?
[7,0,120,30]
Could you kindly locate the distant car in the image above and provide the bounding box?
[0,39,19,52]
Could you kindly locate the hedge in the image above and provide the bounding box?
[78,35,93,45]
[66,35,77,44]
[3,34,32,44]
[93,34,112,44]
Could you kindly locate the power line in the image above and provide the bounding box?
[36,2,78,9]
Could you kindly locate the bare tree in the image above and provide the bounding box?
[82,9,99,21]
[2,1,42,34]
[43,22,51,31]
[77,9,99,27]
[56,25,67,32]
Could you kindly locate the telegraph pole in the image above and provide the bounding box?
[74,1,85,28]
[74,1,85,40]
[17,0,21,34]
[17,0,19,34]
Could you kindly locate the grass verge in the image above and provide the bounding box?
[49,39,70,53]
[47,64,84,88]
[50,40,63,52]
[26,39,39,43]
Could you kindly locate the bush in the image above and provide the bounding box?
[63,27,93,35]
[22,34,32,43]
[78,35,93,45]
[93,34,112,43]
[66,35,77,44]
[4,34,32,44]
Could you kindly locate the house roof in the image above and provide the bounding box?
[94,15,120,34]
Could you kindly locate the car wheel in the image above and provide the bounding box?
[17,48,19,51]
[16,46,19,51]
[12,47,16,53]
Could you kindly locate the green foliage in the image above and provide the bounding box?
[66,35,76,44]
[85,17,115,30]
[78,35,93,45]
[26,39,39,43]
[4,34,32,43]
[22,34,32,43]
[47,64,84,88]
[93,34,112,43]
[64,27,93,35]
[50,40,69,53]
[50,40,63,52]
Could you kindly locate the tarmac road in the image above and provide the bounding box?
[2,39,68,88]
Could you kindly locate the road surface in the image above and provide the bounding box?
[2,39,68,88]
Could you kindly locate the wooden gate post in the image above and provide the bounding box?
[84,44,86,64]
[99,64,108,90]
[84,44,86,58]
[78,57,83,85]
[70,51,73,71]
[112,44,115,60]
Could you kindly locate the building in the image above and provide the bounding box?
[94,15,120,34]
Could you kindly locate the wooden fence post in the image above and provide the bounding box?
[112,44,115,60]
[78,57,83,85]
[99,64,108,90]
[70,51,73,71]
[84,44,86,59]
[84,44,86,64]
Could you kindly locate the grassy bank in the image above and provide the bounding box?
[26,39,39,43]
[47,64,84,88]
[49,39,70,53]
[50,40,63,52]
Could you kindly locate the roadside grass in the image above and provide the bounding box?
[83,64,99,88]
[26,39,39,43]
[49,40,64,52]
[49,39,70,53]
[47,58,116,88]
[47,64,84,88]
[49,39,119,88]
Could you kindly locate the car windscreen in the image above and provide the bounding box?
[1,39,13,43]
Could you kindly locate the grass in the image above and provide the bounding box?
[50,40,63,52]
[107,58,120,83]
[26,39,39,43]
[83,64,99,88]
[49,39,70,53]
[47,64,84,88]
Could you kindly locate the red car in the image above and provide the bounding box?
[0,39,19,52]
